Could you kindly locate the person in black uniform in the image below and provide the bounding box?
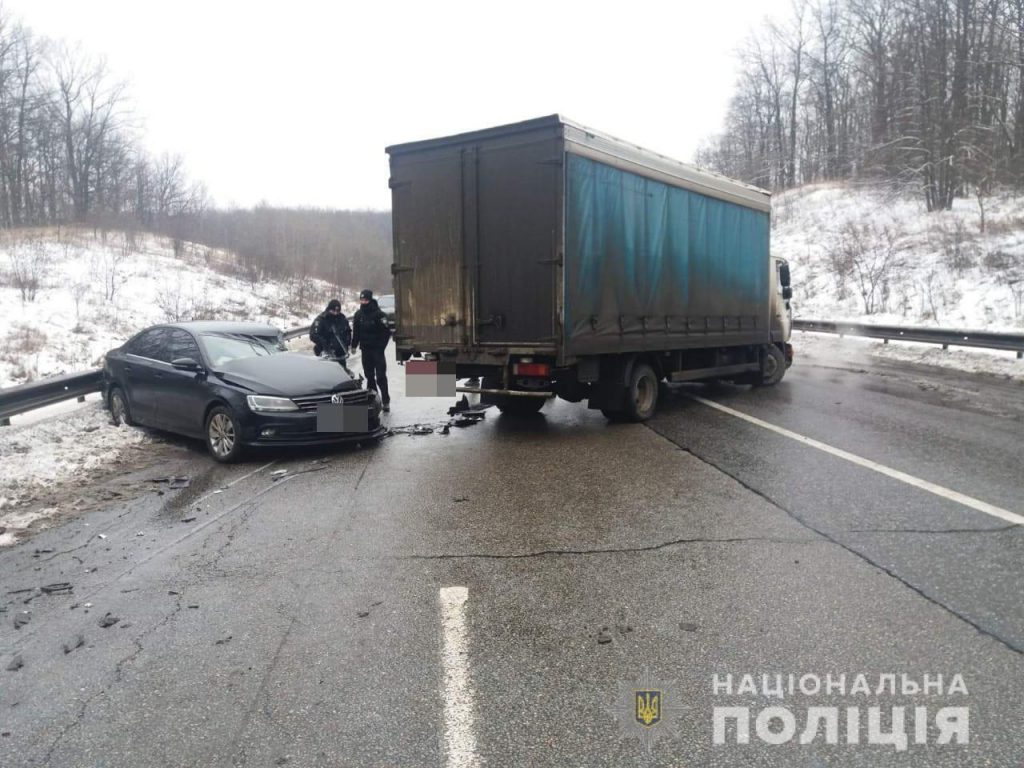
[309,299,352,358]
[351,289,392,411]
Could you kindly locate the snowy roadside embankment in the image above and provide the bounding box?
[0,228,353,388]
[0,402,150,544]
[774,184,1024,332]
[793,330,1024,382]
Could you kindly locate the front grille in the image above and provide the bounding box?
[292,389,372,412]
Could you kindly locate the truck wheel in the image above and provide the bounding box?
[496,397,545,416]
[623,363,659,422]
[759,344,787,386]
[481,377,545,416]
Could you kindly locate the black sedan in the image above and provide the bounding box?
[103,321,385,462]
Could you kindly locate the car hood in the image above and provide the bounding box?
[214,353,360,398]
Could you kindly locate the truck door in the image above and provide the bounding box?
[474,138,560,344]
[390,151,466,349]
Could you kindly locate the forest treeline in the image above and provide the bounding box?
[697,0,1024,211]
[0,9,392,292]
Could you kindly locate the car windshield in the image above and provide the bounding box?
[377,295,395,311]
[200,333,285,367]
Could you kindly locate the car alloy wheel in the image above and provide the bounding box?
[208,411,236,459]
[110,388,133,426]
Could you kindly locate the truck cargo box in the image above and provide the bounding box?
[386,115,772,366]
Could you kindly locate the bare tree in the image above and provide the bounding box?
[5,231,50,302]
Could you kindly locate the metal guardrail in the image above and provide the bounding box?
[0,325,313,426]
[0,369,104,424]
[793,319,1024,359]
[3,319,1020,425]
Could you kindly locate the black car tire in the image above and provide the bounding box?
[205,405,245,463]
[109,387,135,427]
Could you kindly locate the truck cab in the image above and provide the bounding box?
[771,257,795,368]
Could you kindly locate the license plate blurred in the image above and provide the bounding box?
[316,404,368,432]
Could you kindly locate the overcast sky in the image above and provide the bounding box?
[6,0,791,211]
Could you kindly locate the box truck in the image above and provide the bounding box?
[386,115,793,420]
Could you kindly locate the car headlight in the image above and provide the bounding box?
[246,395,299,412]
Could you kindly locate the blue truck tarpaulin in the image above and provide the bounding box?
[564,154,769,353]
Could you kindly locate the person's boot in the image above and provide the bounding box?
[382,400,390,413]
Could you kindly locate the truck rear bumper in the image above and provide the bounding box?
[456,386,552,399]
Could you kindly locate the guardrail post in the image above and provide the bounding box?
[1018,350,1022,360]
[0,417,9,427]
[884,338,889,344]
[77,395,86,403]
[942,343,949,350]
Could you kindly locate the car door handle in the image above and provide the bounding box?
[125,365,133,373]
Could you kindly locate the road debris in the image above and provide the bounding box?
[40,583,73,595]
[6,655,23,672]
[453,496,469,503]
[215,635,232,645]
[679,622,699,632]
[149,476,191,490]
[448,397,493,416]
[62,634,85,654]
[596,627,613,645]
[98,613,120,628]
[356,610,370,618]
[181,517,197,523]
[271,469,289,478]
[13,612,31,630]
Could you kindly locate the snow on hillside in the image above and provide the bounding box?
[773,184,1024,331]
[0,228,357,388]
[0,228,359,531]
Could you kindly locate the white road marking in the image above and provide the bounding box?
[439,586,481,768]
[688,395,1024,527]
[192,460,277,506]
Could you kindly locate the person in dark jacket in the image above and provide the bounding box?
[310,299,352,358]
[351,289,392,411]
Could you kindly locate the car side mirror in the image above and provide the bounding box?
[782,286,793,300]
[172,357,204,373]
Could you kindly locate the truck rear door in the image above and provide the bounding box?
[390,151,466,349]
[473,137,561,345]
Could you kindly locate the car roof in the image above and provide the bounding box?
[165,321,282,336]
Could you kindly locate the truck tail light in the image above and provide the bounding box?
[513,362,551,377]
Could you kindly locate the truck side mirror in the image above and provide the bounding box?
[779,263,791,288]
[782,286,793,300]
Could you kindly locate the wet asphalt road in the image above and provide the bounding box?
[1,340,1023,767]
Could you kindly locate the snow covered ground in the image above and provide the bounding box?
[793,330,1024,382]
[0,401,150,542]
[774,184,1024,331]
[0,228,360,540]
[0,228,356,388]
